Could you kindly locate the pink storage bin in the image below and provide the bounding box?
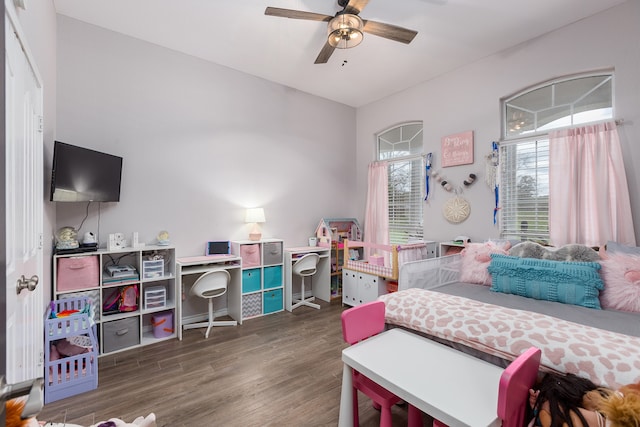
[56,256,99,292]
[369,255,384,266]
[151,312,173,338]
[240,244,261,268]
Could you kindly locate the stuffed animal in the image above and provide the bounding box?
[531,374,640,427]
[5,398,38,427]
[509,242,600,262]
[89,413,156,427]
[586,383,640,427]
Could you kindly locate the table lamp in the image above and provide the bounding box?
[245,208,266,241]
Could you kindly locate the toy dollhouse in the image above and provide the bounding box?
[315,218,362,247]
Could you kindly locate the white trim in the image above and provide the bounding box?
[4,0,43,87]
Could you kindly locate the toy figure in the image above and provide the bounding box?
[529,373,640,427]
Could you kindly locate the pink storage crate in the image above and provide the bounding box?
[240,244,261,268]
[56,256,99,292]
[151,311,173,338]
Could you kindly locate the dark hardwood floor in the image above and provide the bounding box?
[38,301,432,426]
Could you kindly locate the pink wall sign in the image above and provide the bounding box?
[441,130,474,167]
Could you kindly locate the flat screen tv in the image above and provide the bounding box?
[50,141,123,202]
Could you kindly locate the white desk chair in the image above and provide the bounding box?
[183,269,237,338]
[291,253,320,310]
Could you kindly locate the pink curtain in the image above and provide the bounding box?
[364,162,389,260]
[549,121,636,247]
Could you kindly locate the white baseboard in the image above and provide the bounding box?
[182,308,230,327]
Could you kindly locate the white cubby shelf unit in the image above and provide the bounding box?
[52,245,177,355]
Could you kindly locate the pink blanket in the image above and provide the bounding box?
[379,288,640,389]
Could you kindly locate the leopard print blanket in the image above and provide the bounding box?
[379,288,640,389]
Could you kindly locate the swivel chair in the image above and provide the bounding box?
[291,253,320,310]
[183,269,237,338]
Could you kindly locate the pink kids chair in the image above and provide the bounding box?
[433,346,541,427]
[341,300,422,427]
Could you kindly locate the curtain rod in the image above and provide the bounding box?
[499,118,625,145]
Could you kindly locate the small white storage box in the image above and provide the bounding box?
[142,260,164,279]
[144,286,166,310]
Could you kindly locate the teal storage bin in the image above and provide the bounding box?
[263,288,283,314]
[263,265,282,289]
[242,268,261,293]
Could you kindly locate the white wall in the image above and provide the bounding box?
[55,16,357,257]
[356,0,640,245]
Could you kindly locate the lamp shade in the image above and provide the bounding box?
[327,13,363,49]
[245,208,266,224]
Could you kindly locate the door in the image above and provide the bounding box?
[2,0,44,409]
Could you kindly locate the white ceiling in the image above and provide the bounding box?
[52,0,626,107]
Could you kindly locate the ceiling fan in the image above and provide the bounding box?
[265,0,418,64]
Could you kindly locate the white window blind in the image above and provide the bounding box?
[387,158,424,244]
[378,122,424,244]
[500,139,550,243]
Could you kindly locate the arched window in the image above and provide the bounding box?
[500,73,613,242]
[377,122,424,244]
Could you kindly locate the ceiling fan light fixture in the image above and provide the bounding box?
[327,13,363,49]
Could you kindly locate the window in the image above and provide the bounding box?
[377,122,424,244]
[500,73,613,242]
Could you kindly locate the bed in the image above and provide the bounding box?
[341,239,430,280]
[378,251,640,389]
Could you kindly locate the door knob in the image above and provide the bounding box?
[16,274,39,294]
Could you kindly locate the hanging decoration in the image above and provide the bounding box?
[431,169,476,224]
[424,153,433,201]
[431,170,477,193]
[443,195,471,224]
[486,141,500,225]
[463,173,477,186]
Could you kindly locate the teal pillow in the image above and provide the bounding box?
[488,254,604,309]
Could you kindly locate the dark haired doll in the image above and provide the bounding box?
[530,373,608,427]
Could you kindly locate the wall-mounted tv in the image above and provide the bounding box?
[50,141,123,202]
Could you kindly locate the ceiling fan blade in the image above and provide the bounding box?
[343,0,370,15]
[314,41,336,64]
[362,20,418,44]
[264,7,333,22]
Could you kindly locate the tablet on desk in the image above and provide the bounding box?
[206,241,230,256]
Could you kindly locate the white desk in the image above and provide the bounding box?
[284,246,331,311]
[339,328,504,427]
[176,254,242,339]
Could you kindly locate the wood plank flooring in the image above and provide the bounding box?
[38,301,432,426]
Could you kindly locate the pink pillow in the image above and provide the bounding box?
[459,241,510,285]
[599,251,640,312]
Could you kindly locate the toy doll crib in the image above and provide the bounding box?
[341,239,430,280]
[44,296,98,404]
